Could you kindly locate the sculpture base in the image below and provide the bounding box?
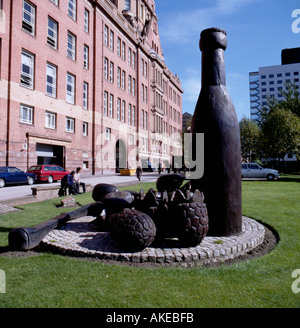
[41,216,270,267]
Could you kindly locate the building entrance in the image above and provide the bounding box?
[36,143,65,167]
[115,139,127,173]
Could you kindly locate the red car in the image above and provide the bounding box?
[27,165,70,183]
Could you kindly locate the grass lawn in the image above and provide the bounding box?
[0,176,299,308]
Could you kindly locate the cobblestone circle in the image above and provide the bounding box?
[42,216,265,267]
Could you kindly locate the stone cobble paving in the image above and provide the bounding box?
[0,204,19,215]
[42,216,265,267]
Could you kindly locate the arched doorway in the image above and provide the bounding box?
[115,139,127,173]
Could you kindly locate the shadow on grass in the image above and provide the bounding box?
[277,176,300,183]
[0,227,12,233]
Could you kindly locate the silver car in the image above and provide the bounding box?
[241,163,280,181]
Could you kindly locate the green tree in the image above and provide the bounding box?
[259,82,300,124]
[260,108,300,161]
[239,117,260,161]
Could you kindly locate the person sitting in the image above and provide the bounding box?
[74,167,86,193]
[58,174,68,196]
[67,171,79,195]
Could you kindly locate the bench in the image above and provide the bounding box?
[31,183,92,201]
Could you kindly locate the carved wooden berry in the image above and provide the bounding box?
[109,209,157,251]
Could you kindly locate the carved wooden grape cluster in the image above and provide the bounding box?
[92,174,209,251]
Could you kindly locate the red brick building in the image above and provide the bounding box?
[0,0,183,175]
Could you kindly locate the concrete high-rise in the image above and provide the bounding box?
[249,47,300,122]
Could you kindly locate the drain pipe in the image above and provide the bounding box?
[6,0,13,166]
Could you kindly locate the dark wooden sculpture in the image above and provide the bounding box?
[8,203,104,251]
[190,27,242,236]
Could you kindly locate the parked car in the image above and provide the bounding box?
[241,163,280,181]
[0,166,37,188]
[27,165,70,183]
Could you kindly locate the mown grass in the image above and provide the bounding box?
[0,176,299,308]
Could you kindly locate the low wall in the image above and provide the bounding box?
[31,184,91,201]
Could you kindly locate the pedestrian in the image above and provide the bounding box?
[136,158,143,182]
[74,167,86,193]
[158,160,162,175]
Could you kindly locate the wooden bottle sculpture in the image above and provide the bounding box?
[190,28,242,236]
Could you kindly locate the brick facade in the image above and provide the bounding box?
[0,0,183,175]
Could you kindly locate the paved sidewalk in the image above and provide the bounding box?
[80,172,161,187]
[0,172,162,208]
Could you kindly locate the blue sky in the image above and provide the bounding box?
[155,0,300,121]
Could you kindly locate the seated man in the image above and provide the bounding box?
[74,167,86,193]
[58,171,78,196]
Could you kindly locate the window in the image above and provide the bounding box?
[49,0,58,5]
[145,86,147,103]
[132,52,135,69]
[109,61,114,83]
[66,117,75,133]
[109,30,114,51]
[121,71,125,90]
[67,32,76,60]
[117,98,121,121]
[104,25,108,47]
[20,104,33,124]
[132,106,135,126]
[104,57,108,80]
[106,128,111,141]
[47,17,58,49]
[45,111,56,129]
[130,134,134,146]
[21,50,34,89]
[83,82,88,109]
[46,63,57,97]
[82,122,88,136]
[124,0,131,10]
[68,0,77,20]
[109,94,113,118]
[104,91,108,116]
[22,0,35,35]
[144,111,148,130]
[84,9,89,33]
[117,38,121,57]
[121,101,125,122]
[84,45,89,69]
[128,104,131,124]
[128,75,132,94]
[66,73,75,104]
[128,48,132,66]
[132,78,135,96]
[117,67,121,87]
[121,42,125,60]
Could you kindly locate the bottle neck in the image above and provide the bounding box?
[201,48,226,87]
